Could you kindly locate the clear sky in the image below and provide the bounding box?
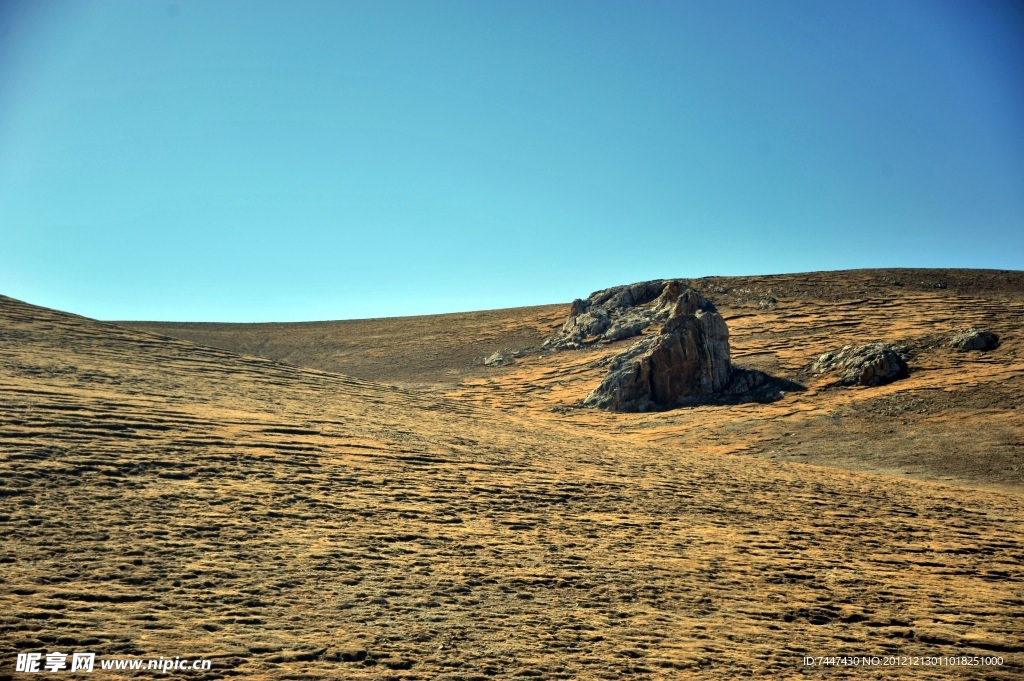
[2,0,1022,321]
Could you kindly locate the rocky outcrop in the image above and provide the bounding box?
[810,342,911,387]
[549,279,802,411]
[581,289,732,411]
[950,328,999,352]
[545,279,693,350]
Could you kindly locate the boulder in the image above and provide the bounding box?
[546,279,692,350]
[949,328,999,352]
[581,288,732,411]
[551,279,800,411]
[810,342,910,387]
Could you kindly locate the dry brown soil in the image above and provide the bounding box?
[2,268,1022,680]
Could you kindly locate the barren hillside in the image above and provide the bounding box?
[1,271,1022,679]
[125,269,1024,492]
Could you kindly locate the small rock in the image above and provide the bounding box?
[483,352,511,367]
[811,342,911,387]
[949,328,999,352]
[758,296,777,310]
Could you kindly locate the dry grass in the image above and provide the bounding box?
[2,268,1023,679]
[128,268,1024,491]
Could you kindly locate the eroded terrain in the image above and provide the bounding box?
[130,269,1024,491]
[3,268,1023,679]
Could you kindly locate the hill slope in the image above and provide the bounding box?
[124,269,1024,491]
[2,288,1023,679]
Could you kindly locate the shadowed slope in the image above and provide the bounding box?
[124,304,567,387]
[2,294,1023,679]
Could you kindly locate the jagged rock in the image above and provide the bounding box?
[581,288,732,411]
[546,279,691,350]
[811,342,911,387]
[551,279,801,411]
[483,352,510,367]
[949,328,999,352]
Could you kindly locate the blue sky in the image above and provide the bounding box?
[2,0,1022,321]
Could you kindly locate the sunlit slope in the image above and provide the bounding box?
[2,294,1023,679]
[449,269,1024,491]
[123,269,1024,491]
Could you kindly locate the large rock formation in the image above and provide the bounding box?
[581,288,732,411]
[810,342,911,387]
[549,279,799,412]
[545,279,693,350]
